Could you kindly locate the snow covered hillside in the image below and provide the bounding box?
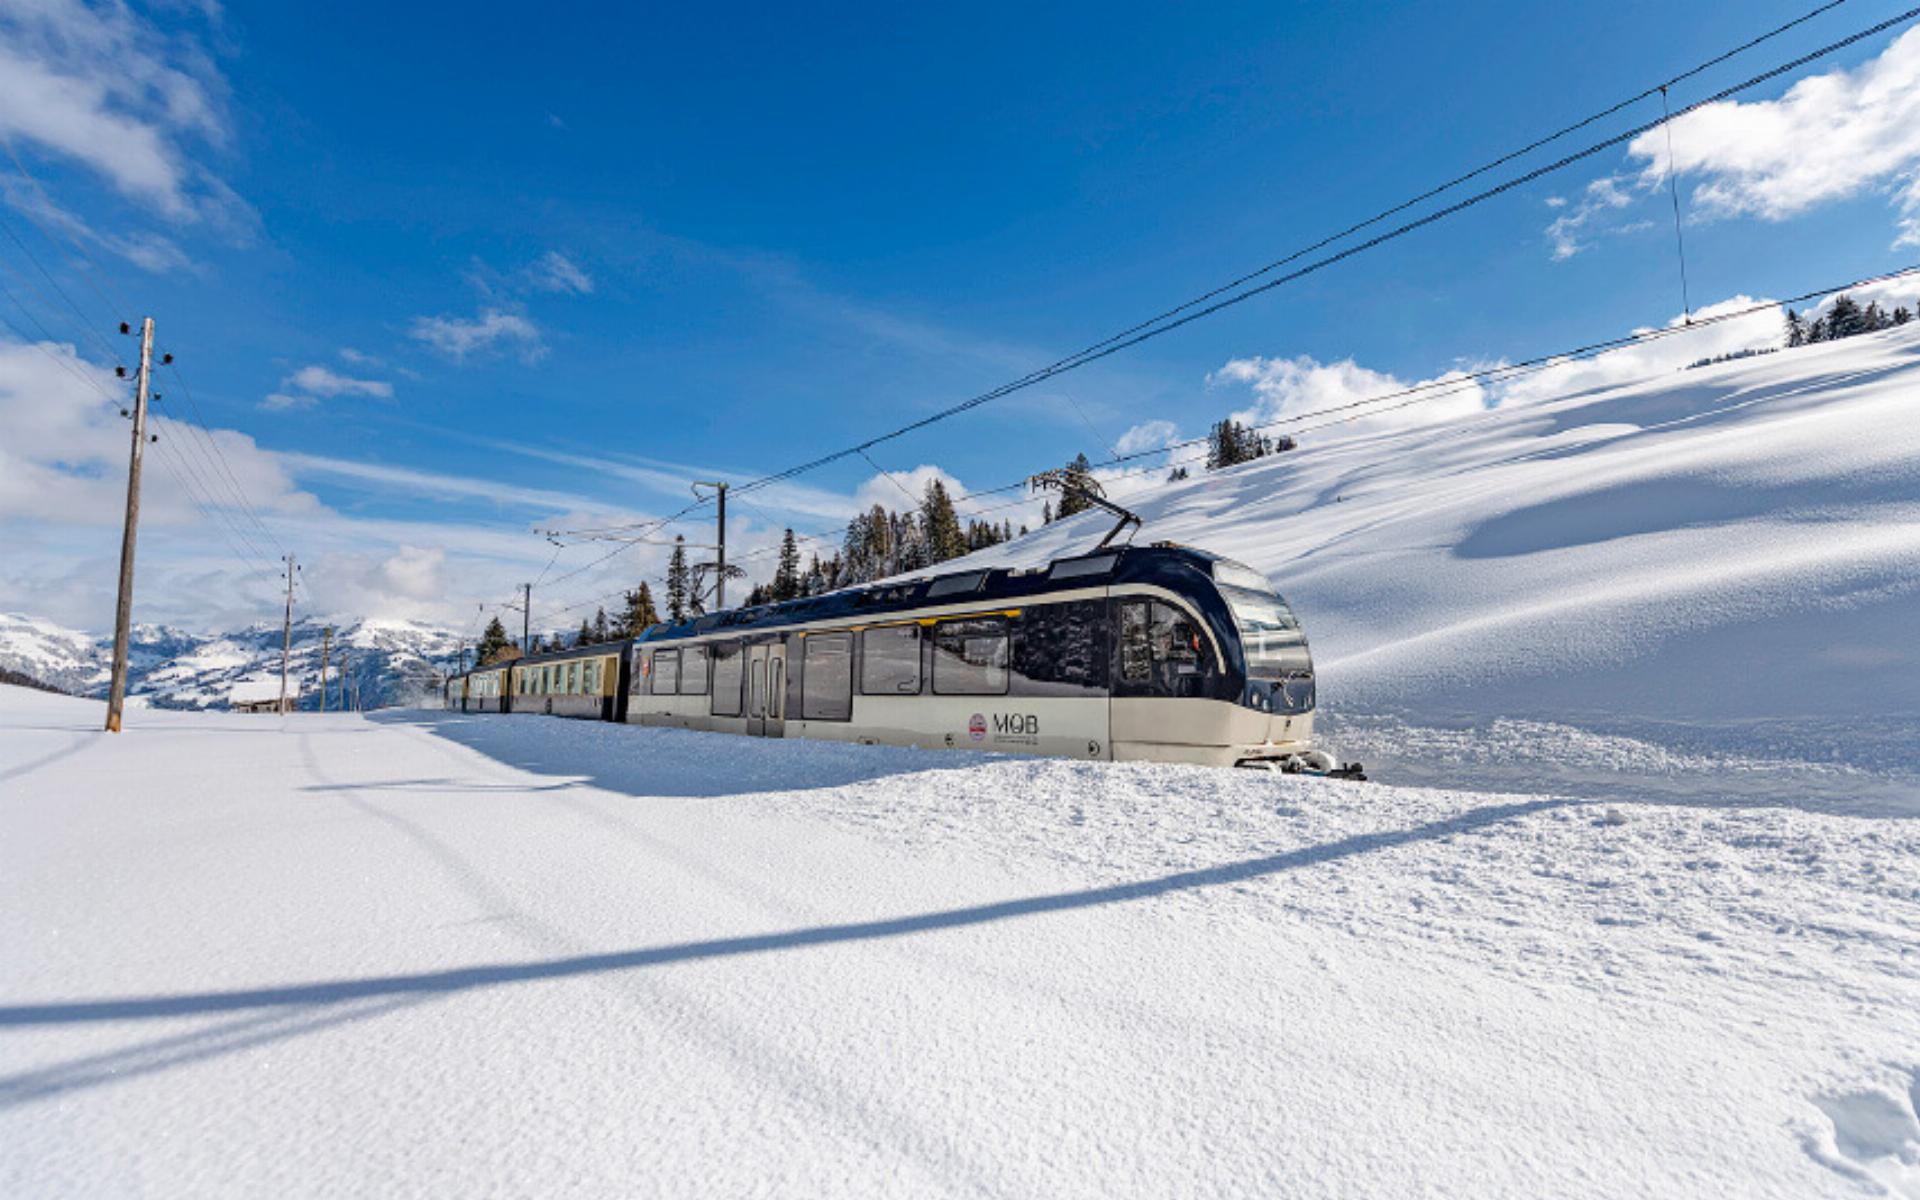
[956,323,1920,785]
[3,686,1917,1197]
[0,614,460,710]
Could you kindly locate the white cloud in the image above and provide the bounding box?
[259,363,393,410]
[285,364,392,398]
[1201,294,1789,450]
[0,0,246,229]
[1209,355,1493,439]
[527,251,593,295]
[1545,175,1636,260]
[1113,419,1179,456]
[0,332,652,631]
[408,308,545,363]
[1627,26,1920,247]
[338,347,380,367]
[1495,295,1782,407]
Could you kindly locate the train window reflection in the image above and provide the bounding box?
[680,644,709,695]
[933,618,1008,695]
[651,650,679,694]
[803,633,854,719]
[861,625,921,694]
[711,643,745,716]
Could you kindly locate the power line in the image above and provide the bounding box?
[0,275,124,402]
[0,130,138,320]
[154,360,289,558]
[0,210,121,363]
[725,6,1920,499]
[503,5,1908,611]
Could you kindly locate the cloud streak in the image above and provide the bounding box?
[408,308,545,363]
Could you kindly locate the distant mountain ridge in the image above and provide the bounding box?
[0,613,462,710]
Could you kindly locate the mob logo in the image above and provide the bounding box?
[993,713,1040,736]
[968,713,987,741]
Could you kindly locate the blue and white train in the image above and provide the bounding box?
[444,543,1357,774]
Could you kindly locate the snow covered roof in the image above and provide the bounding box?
[227,679,288,705]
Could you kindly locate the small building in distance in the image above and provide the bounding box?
[229,679,293,714]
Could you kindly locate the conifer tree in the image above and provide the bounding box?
[576,618,593,647]
[920,479,967,562]
[477,616,512,665]
[772,529,802,601]
[1828,294,1864,340]
[666,537,691,622]
[592,608,609,643]
[1056,453,1095,517]
[1785,308,1807,347]
[1895,306,1913,326]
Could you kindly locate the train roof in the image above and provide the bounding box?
[452,543,1232,679]
[636,542,1226,643]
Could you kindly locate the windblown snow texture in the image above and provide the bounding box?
[2,691,1917,1197]
[5,328,1920,1197]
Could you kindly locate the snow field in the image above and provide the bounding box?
[4,690,1919,1197]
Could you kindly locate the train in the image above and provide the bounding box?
[443,542,1360,775]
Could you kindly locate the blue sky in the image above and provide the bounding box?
[5,0,1920,636]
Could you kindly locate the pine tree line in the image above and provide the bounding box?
[744,478,1023,602]
[1786,294,1912,348]
[472,581,662,665]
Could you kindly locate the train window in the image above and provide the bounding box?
[651,650,680,694]
[802,633,854,720]
[710,642,745,716]
[1120,603,1151,684]
[1016,600,1107,694]
[680,645,709,695]
[860,625,921,695]
[1049,554,1116,581]
[933,618,1009,695]
[1119,599,1211,696]
[629,649,647,694]
[926,571,987,598]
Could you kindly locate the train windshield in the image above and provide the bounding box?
[1212,561,1313,683]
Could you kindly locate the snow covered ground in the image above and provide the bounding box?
[7,328,1920,1196]
[4,687,1919,1197]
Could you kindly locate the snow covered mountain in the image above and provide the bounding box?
[0,613,462,710]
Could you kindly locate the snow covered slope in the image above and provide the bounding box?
[0,614,460,709]
[955,325,1920,776]
[3,686,1917,1197]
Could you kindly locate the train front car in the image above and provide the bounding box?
[1105,548,1324,768]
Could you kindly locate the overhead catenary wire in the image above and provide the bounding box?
[541,1,1913,570]
[504,4,1908,618]
[0,131,291,568]
[724,6,1920,499]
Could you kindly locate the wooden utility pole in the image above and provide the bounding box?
[520,582,531,653]
[104,317,155,734]
[319,625,332,713]
[278,554,297,714]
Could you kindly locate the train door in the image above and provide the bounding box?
[746,642,787,737]
[746,643,769,735]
